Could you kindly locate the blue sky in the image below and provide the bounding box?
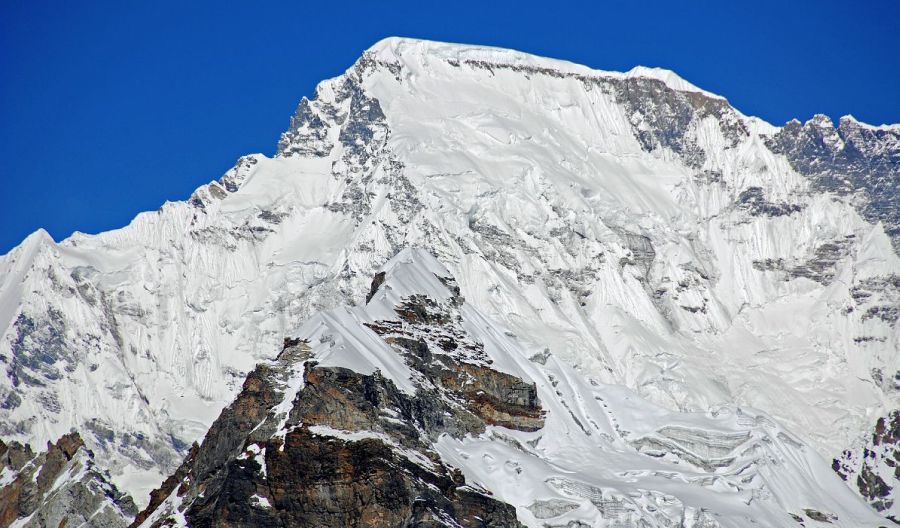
[1,0,898,254]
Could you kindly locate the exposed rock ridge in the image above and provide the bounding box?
[766,115,900,253]
[0,432,137,528]
[133,250,535,527]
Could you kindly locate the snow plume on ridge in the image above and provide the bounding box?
[0,37,897,522]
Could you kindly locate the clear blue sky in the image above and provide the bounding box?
[2,0,898,254]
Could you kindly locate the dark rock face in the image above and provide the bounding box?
[833,411,900,523]
[735,186,803,217]
[0,432,136,528]
[186,423,520,528]
[752,236,855,286]
[611,78,748,169]
[140,360,526,528]
[134,264,537,527]
[130,443,199,528]
[765,116,900,252]
[277,98,332,158]
[367,271,387,304]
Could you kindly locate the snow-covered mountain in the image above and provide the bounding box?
[132,249,887,527]
[1,37,897,524]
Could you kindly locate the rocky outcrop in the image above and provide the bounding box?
[833,411,900,523]
[182,368,523,527]
[765,115,900,252]
[134,253,534,527]
[735,186,803,217]
[753,235,856,286]
[0,432,136,527]
[368,286,544,434]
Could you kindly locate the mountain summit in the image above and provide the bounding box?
[1,38,897,526]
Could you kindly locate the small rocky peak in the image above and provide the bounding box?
[807,113,835,129]
[784,117,803,129]
[188,155,262,210]
[798,113,846,151]
[361,250,544,432]
[837,115,868,144]
[0,432,136,528]
[838,114,861,129]
[0,439,34,472]
[365,248,463,317]
[48,431,84,460]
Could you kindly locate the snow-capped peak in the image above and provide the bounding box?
[364,36,725,99]
[807,113,835,128]
[623,65,719,97]
[839,114,900,132]
[2,37,898,524]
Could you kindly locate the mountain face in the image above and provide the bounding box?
[0,37,897,525]
[129,249,886,527]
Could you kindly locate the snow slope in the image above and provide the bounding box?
[136,248,887,527]
[1,37,897,517]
